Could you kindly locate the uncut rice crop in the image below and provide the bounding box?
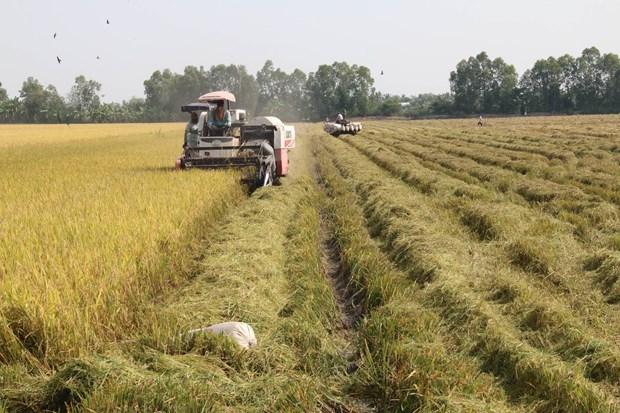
[0,124,245,365]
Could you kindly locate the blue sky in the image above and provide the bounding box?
[1,0,619,101]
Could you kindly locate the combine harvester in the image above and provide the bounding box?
[323,119,362,137]
[176,91,295,186]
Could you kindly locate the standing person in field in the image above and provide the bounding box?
[184,111,199,148]
[207,101,232,135]
[478,114,484,127]
[336,112,344,124]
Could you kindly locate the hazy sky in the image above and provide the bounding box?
[1,0,619,102]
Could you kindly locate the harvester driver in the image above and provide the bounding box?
[184,111,199,148]
[207,100,232,135]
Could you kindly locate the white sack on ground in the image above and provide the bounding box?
[188,322,257,349]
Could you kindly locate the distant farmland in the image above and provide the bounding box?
[1,117,620,412]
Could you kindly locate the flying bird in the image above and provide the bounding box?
[96,56,100,60]
[106,19,110,24]
[57,56,62,64]
[53,32,57,39]
[381,70,384,75]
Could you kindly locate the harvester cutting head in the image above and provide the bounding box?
[177,91,295,187]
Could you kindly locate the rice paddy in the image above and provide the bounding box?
[1,116,620,412]
[0,124,245,365]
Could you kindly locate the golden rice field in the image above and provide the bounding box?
[0,123,245,366]
[2,116,620,412]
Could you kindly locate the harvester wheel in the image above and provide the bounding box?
[263,167,273,186]
[257,161,275,187]
[257,141,276,187]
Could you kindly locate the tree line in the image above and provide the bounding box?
[0,61,378,123]
[448,47,620,115]
[140,60,378,121]
[1,47,619,123]
[0,76,145,124]
[391,47,620,118]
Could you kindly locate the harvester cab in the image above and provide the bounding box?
[176,91,295,187]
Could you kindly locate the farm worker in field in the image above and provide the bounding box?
[184,111,199,148]
[478,115,484,127]
[207,100,232,135]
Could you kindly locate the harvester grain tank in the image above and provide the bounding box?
[176,91,295,186]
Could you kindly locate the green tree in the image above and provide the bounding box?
[305,62,375,120]
[0,97,21,123]
[450,54,485,113]
[143,69,177,121]
[256,60,281,114]
[377,95,402,116]
[286,69,308,120]
[597,51,620,111]
[520,48,620,113]
[520,58,563,112]
[575,47,605,111]
[562,47,620,112]
[403,93,454,117]
[305,65,337,119]
[0,82,7,102]
[2,79,66,123]
[206,64,258,115]
[68,75,102,122]
[257,60,287,116]
[19,77,49,122]
[520,54,579,113]
[123,97,146,122]
[178,66,209,100]
[44,85,67,123]
[350,65,374,116]
[490,58,519,113]
[449,52,519,114]
[0,81,12,122]
[557,54,577,110]
[143,64,259,121]
[171,66,209,120]
[256,60,307,120]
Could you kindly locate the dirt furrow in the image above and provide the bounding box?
[320,220,363,331]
